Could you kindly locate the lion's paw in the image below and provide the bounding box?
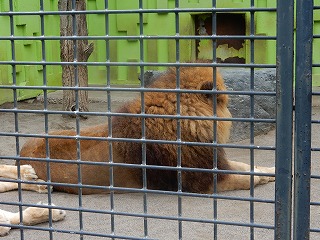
[254,166,275,184]
[20,165,38,181]
[23,202,66,225]
[34,180,53,194]
[266,167,276,182]
[52,208,67,222]
[35,202,66,222]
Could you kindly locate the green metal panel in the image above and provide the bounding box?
[1,0,317,105]
[0,1,13,104]
[85,0,278,82]
[0,0,61,105]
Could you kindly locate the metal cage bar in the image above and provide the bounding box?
[294,0,314,239]
[249,1,256,239]
[274,0,294,239]
[8,0,25,239]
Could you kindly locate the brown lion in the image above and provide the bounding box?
[1,65,275,195]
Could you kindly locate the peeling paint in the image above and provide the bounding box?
[198,40,245,61]
[216,43,245,61]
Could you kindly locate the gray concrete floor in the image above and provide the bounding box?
[0,88,319,239]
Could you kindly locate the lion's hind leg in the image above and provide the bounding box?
[217,160,275,192]
[0,165,50,193]
[0,165,38,180]
[0,202,66,236]
[17,202,66,225]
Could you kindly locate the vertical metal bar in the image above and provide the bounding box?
[104,0,115,238]
[70,0,84,238]
[210,1,218,239]
[39,0,53,239]
[249,2,256,239]
[9,0,24,239]
[174,1,182,239]
[274,1,294,239]
[138,0,149,238]
[293,0,313,239]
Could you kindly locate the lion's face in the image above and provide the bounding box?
[146,66,232,144]
[201,82,232,144]
[179,66,232,144]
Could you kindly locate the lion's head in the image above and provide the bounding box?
[143,65,232,144]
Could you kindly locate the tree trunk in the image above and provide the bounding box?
[58,0,94,117]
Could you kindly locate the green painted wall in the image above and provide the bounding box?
[0,0,319,105]
[0,0,61,104]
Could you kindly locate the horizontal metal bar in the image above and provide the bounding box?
[0,7,277,17]
[0,158,275,178]
[0,60,277,68]
[0,132,275,150]
[0,85,277,97]
[0,188,275,209]
[0,109,275,124]
[0,209,274,239]
[0,91,277,100]
[0,222,151,240]
[0,182,275,204]
[0,35,277,41]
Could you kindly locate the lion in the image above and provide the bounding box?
[0,65,275,195]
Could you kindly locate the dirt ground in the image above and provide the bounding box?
[0,90,319,239]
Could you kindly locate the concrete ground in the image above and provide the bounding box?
[0,88,319,239]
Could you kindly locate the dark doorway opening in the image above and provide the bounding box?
[195,13,246,63]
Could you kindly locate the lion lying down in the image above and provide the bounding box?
[1,65,275,196]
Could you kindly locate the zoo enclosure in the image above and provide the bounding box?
[0,0,319,239]
[1,0,320,106]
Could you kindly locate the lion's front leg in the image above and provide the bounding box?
[217,160,275,192]
[0,165,50,193]
[0,180,51,193]
[17,202,66,225]
[0,165,38,180]
[0,202,66,236]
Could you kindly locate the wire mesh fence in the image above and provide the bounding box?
[0,0,319,239]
